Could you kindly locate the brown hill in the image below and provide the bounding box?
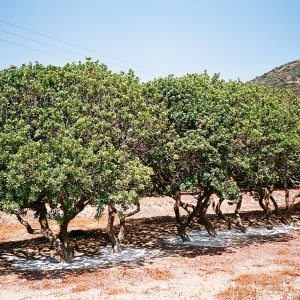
[251,59,300,96]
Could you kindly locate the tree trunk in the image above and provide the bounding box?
[178,190,216,237]
[235,193,246,233]
[196,195,218,237]
[291,192,300,208]
[265,186,274,230]
[285,191,300,226]
[257,185,274,230]
[106,202,141,253]
[13,210,40,234]
[36,202,73,263]
[213,198,234,230]
[257,184,267,212]
[180,200,195,215]
[107,204,121,254]
[174,191,191,242]
[284,181,291,212]
[269,195,291,225]
[118,202,141,243]
[178,188,216,237]
[57,218,73,263]
[283,182,292,223]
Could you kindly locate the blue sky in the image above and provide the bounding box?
[0,0,299,82]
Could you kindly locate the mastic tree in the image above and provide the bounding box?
[0,60,168,261]
[143,73,240,240]
[223,81,300,227]
[1,61,299,258]
[144,73,300,239]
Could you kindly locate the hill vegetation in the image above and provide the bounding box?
[251,59,300,97]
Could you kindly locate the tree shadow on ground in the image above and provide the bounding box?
[0,205,300,281]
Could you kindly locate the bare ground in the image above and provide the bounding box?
[1,190,300,300]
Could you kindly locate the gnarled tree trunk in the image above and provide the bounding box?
[285,191,300,225]
[234,193,246,233]
[107,202,141,254]
[118,202,140,243]
[13,210,41,234]
[174,190,191,242]
[57,217,73,263]
[257,185,274,230]
[290,192,300,210]
[107,204,121,254]
[213,198,234,230]
[177,188,215,238]
[269,195,291,225]
[178,189,216,238]
[36,201,73,263]
[195,195,217,237]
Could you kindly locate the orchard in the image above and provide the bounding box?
[0,61,299,262]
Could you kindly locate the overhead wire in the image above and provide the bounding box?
[0,38,73,62]
[0,29,158,77]
[0,38,149,81]
[0,29,89,58]
[0,19,168,75]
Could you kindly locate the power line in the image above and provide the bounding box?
[0,29,158,77]
[0,38,149,81]
[0,29,84,57]
[0,19,168,75]
[0,38,72,61]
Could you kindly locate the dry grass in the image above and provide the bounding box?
[253,263,265,267]
[274,258,297,266]
[28,283,42,291]
[281,294,300,300]
[218,270,300,300]
[43,281,58,290]
[69,216,119,229]
[278,249,289,255]
[68,218,104,228]
[281,269,300,277]
[61,276,81,284]
[106,287,127,295]
[145,268,173,280]
[234,273,284,287]
[29,280,60,291]
[119,269,139,278]
[0,225,25,242]
[71,283,90,292]
[217,285,259,300]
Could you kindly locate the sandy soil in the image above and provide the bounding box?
[1,190,300,300]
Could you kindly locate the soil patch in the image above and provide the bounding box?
[1,191,300,299]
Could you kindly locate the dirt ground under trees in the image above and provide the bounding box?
[1,190,300,300]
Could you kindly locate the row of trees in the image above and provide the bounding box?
[0,61,299,262]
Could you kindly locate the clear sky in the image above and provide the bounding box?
[0,0,299,82]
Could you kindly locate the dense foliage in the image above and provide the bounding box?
[146,73,300,189]
[0,60,167,260]
[144,73,300,238]
[0,61,299,260]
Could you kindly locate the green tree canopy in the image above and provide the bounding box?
[144,73,300,239]
[0,60,168,260]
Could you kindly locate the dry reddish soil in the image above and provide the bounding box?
[1,190,300,300]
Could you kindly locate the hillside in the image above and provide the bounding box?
[251,59,300,96]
